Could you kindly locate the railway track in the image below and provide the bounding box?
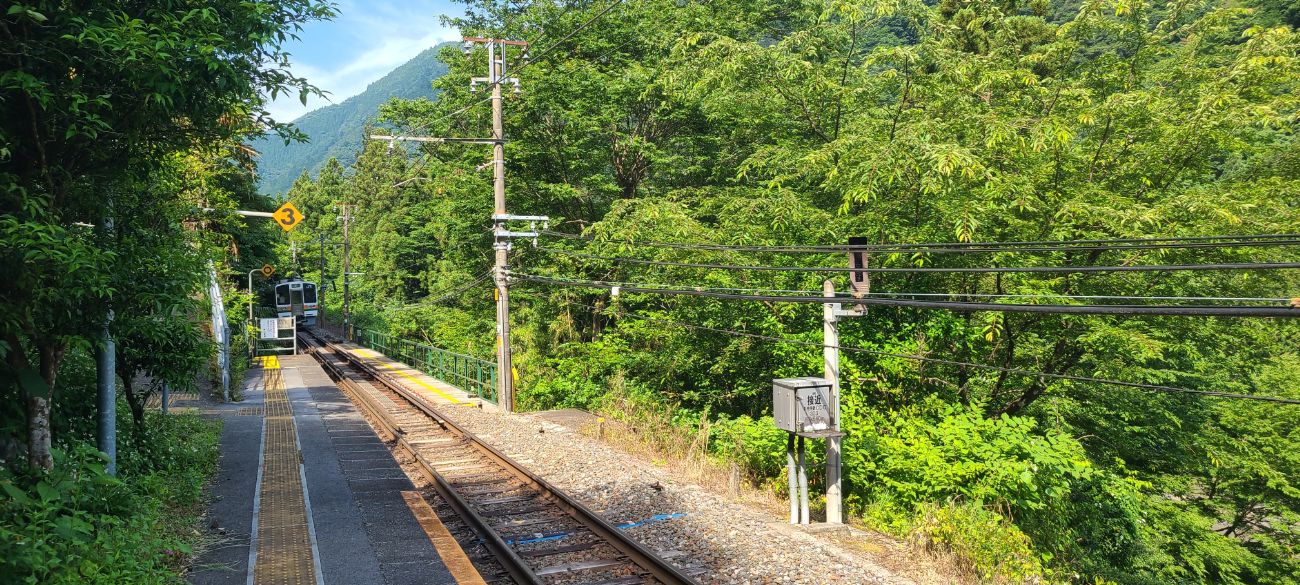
[298,328,702,585]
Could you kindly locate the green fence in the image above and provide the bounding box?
[353,328,497,404]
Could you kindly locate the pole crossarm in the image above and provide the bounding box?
[463,36,530,46]
[368,134,502,145]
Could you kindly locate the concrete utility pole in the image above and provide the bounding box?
[367,37,541,412]
[466,35,527,413]
[823,281,842,524]
[340,204,353,338]
[822,239,870,524]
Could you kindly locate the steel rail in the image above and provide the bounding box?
[300,332,541,584]
[300,329,698,585]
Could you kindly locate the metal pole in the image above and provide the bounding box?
[96,314,116,476]
[248,269,257,359]
[96,211,116,476]
[161,383,169,415]
[797,435,809,525]
[787,433,798,524]
[824,280,843,524]
[248,269,257,325]
[489,39,515,413]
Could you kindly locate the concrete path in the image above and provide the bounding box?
[188,355,461,585]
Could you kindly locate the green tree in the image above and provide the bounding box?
[1,0,334,469]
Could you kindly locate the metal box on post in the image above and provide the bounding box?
[773,377,835,434]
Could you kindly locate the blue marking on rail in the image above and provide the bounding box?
[615,512,688,530]
[503,512,688,545]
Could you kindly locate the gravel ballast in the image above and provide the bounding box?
[404,401,920,585]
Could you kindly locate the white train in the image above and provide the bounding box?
[274,278,319,325]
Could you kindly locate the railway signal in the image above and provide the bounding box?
[261,264,275,278]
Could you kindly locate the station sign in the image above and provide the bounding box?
[259,318,278,340]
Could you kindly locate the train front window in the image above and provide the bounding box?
[290,289,304,306]
[303,284,317,304]
[275,285,290,306]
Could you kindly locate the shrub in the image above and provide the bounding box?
[0,412,220,584]
[850,404,1095,514]
[903,501,1051,584]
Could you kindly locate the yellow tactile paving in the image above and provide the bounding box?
[252,368,318,585]
[352,348,467,405]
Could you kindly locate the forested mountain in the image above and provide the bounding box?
[282,0,1300,583]
[252,44,449,196]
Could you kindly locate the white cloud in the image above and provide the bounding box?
[264,1,461,123]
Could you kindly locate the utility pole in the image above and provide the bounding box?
[822,239,870,524]
[823,281,842,524]
[339,203,353,339]
[467,36,528,413]
[367,36,542,412]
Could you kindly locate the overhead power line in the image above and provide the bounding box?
[389,272,493,310]
[382,0,628,188]
[499,0,628,85]
[577,304,1300,405]
[393,95,496,143]
[538,247,1300,275]
[515,273,1289,304]
[515,270,1291,304]
[539,229,1300,254]
[510,272,1300,317]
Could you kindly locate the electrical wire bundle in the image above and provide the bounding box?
[508,230,1300,405]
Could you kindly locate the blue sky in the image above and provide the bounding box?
[265,0,464,122]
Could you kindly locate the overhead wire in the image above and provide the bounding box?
[569,303,1300,405]
[537,247,1300,274]
[509,271,1291,303]
[495,0,629,87]
[509,272,1300,317]
[505,265,1293,304]
[383,0,628,186]
[388,271,494,310]
[539,229,1300,254]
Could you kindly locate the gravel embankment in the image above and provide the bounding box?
[423,403,919,585]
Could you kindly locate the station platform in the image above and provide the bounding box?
[331,341,497,412]
[188,354,472,585]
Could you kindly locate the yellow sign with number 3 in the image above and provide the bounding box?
[272,201,304,231]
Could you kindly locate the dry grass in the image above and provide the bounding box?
[583,389,789,515]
